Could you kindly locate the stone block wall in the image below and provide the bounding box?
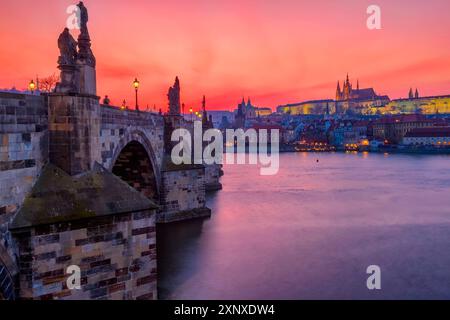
[0,93,48,266]
[48,94,101,175]
[13,210,157,300]
[158,167,210,223]
[204,164,223,192]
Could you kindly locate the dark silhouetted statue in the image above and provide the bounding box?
[57,28,77,66]
[168,77,181,115]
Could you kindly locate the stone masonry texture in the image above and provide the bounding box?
[13,210,157,300]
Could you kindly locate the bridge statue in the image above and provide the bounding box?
[57,28,77,66]
[55,28,79,93]
[78,1,89,34]
[168,76,181,115]
[77,1,96,68]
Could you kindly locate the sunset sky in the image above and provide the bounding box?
[1,0,450,111]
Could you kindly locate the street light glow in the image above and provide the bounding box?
[133,78,140,89]
[29,79,36,93]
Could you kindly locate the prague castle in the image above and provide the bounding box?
[371,93,450,115]
[335,74,390,113]
[277,74,450,116]
[277,74,390,115]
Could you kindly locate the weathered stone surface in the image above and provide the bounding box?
[158,159,210,223]
[0,93,49,286]
[205,163,223,192]
[8,163,157,300]
[12,209,157,300]
[100,106,165,201]
[48,93,101,176]
[10,164,158,230]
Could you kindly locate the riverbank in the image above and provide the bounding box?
[284,144,450,155]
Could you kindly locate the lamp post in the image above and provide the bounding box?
[121,99,127,110]
[133,78,140,111]
[189,107,193,122]
[29,80,36,95]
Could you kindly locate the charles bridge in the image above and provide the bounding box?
[0,2,221,300]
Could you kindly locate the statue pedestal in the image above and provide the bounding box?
[48,93,101,176]
[55,64,79,94]
[77,62,97,96]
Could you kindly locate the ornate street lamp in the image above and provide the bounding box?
[121,99,127,110]
[29,80,36,95]
[133,78,140,111]
[189,107,193,121]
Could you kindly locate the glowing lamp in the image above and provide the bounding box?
[133,78,140,89]
[29,80,36,93]
[133,78,140,111]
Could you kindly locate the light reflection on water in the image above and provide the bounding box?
[157,152,450,300]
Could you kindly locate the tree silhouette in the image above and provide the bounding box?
[38,73,60,92]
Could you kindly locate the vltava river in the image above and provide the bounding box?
[157,152,450,299]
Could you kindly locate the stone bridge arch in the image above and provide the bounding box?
[108,130,162,203]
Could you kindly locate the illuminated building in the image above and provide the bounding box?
[403,127,450,146]
[335,74,390,114]
[374,94,450,115]
[277,75,389,115]
[372,114,447,144]
[277,99,335,115]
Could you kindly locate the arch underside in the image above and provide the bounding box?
[112,141,159,202]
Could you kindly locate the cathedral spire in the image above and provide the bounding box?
[336,81,341,101]
[202,95,209,127]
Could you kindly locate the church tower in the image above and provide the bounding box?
[343,74,352,100]
[202,95,211,128]
[336,81,342,101]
